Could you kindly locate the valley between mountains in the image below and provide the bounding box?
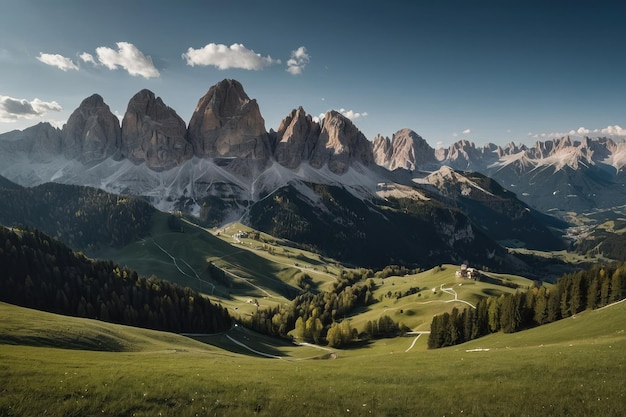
[1,79,626,416]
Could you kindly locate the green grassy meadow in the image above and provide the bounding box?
[100,216,341,315]
[1,300,625,417]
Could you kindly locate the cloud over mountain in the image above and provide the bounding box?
[0,95,62,122]
[340,109,368,120]
[182,43,280,70]
[95,42,160,79]
[36,53,78,71]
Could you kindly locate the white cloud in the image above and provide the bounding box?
[312,113,325,123]
[0,95,62,123]
[436,140,444,149]
[462,128,471,134]
[452,132,458,138]
[569,126,590,135]
[37,53,78,71]
[339,108,368,120]
[286,46,310,75]
[96,42,159,78]
[113,110,124,124]
[601,125,626,136]
[528,124,626,140]
[182,43,280,70]
[79,52,97,65]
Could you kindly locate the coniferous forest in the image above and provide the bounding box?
[0,182,155,252]
[428,263,626,348]
[0,226,231,334]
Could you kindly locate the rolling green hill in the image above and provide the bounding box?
[1,299,624,416]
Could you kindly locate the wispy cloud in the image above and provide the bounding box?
[286,46,310,75]
[0,95,62,123]
[462,128,471,134]
[79,52,97,65]
[182,43,280,70]
[95,42,160,78]
[37,53,78,71]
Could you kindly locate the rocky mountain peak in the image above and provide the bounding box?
[62,94,121,163]
[388,128,436,171]
[121,89,191,171]
[274,106,320,169]
[372,134,392,167]
[187,79,269,160]
[309,110,373,174]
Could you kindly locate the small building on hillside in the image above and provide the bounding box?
[455,264,481,280]
[234,230,249,239]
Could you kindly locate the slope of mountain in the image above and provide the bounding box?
[417,166,567,250]
[0,181,155,251]
[247,181,510,269]
[0,225,231,334]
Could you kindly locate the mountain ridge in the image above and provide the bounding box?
[2,79,624,216]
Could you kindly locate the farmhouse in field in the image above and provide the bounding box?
[455,264,481,280]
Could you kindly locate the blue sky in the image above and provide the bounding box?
[1,0,625,148]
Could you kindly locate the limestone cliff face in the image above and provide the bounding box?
[309,111,373,174]
[121,89,191,170]
[62,94,121,163]
[187,79,269,160]
[372,134,392,168]
[274,107,320,169]
[389,128,435,171]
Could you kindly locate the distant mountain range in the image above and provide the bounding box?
[5,78,622,270]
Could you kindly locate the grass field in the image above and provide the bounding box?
[1,300,625,417]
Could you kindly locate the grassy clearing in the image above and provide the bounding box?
[347,265,535,332]
[2,300,625,416]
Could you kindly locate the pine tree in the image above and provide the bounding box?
[609,269,623,303]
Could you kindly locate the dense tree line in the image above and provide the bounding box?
[0,226,231,334]
[572,221,626,261]
[428,263,626,348]
[0,182,154,252]
[242,268,406,347]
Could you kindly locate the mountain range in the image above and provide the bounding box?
[3,78,623,269]
[2,79,625,217]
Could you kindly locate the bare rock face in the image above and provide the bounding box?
[387,128,435,171]
[62,94,121,163]
[7,122,62,163]
[310,111,373,174]
[187,79,269,160]
[372,134,392,168]
[121,89,191,170]
[274,107,320,169]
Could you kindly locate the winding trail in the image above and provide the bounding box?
[224,334,285,359]
[404,333,424,352]
[152,240,216,294]
[439,283,476,309]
